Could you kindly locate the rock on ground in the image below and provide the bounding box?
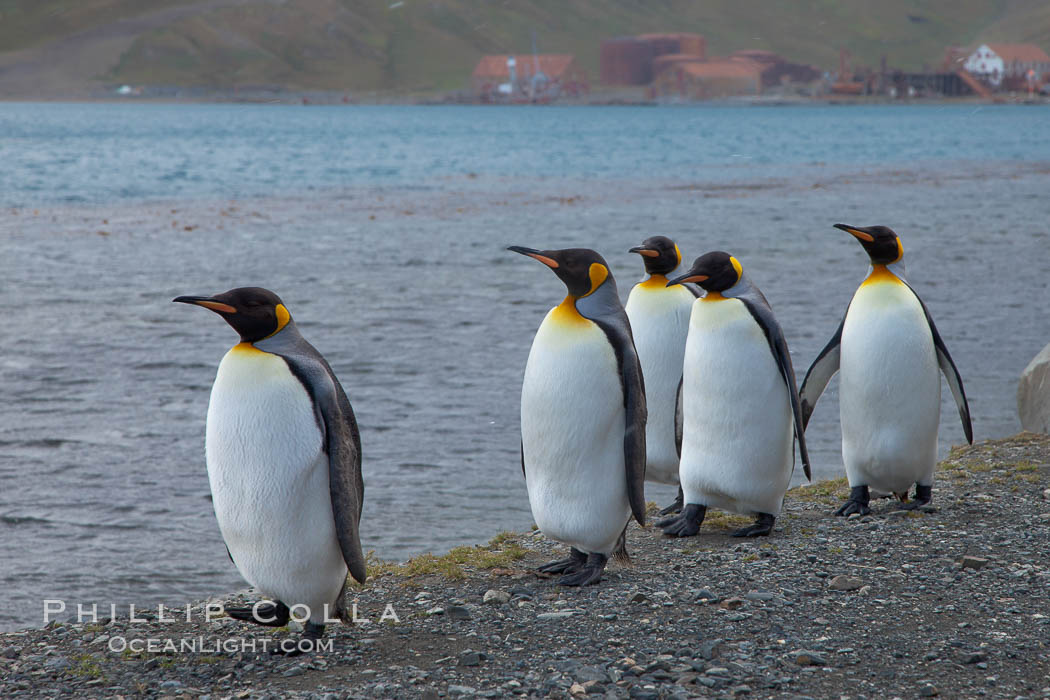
[1018,341,1050,433]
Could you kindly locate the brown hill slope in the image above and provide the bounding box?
[0,0,1047,97]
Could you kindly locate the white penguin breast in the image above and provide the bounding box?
[839,280,941,490]
[678,299,793,515]
[625,284,694,483]
[205,346,346,615]
[519,310,630,554]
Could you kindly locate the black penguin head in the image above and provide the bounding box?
[173,287,292,343]
[629,236,682,275]
[666,251,742,293]
[508,246,612,298]
[835,223,903,265]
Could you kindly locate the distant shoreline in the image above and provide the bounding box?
[1,92,1047,107]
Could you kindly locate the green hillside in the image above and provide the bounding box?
[0,0,1048,96]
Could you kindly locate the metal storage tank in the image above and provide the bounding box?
[600,37,656,85]
[677,33,706,59]
[637,33,682,58]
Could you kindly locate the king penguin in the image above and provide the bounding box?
[657,252,811,538]
[799,224,973,516]
[509,246,647,586]
[624,236,700,515]
[174,287,366,648]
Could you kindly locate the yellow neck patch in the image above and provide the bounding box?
[583,263,608,297]
[862,264,903,287]
[702,291,726,302]
[550,296,590,326]
[231,341,266,355]
[639,274,669,290]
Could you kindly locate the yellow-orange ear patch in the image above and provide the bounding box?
[586,263,609,296]
[729,256,743,282]
[674,244,682,266]
[274,304,291,333]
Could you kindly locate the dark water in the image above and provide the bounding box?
[1,103,1047,632]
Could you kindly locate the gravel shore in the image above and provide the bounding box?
[2,433,1048,699]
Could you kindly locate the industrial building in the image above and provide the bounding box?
[599,33,706,85]
[964,44,1050,88]
[471,54,588,103]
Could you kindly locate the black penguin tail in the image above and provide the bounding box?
[612,525,631,566]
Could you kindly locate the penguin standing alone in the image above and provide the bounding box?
[799,224,973,515]
[658,252,810,538]
[175,287,366,648]
[624,236,700,515]
[509,246,646,586]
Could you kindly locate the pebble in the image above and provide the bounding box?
[792,650,829,667]
[537,611,575,620]
[482,589,511,605]
[720,597,745,610]
[447,605,472,620]
[828,575,864,591]
[960,556,990,569]
[459,651,484,667]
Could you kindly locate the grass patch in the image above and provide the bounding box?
[702,510,753,530]
[789,476,849,504]
[70,654,103,680]
[364,532,529,582]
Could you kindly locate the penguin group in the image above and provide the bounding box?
[174,222,973,649]
[507,223,971,585]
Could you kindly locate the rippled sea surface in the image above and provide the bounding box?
[1,103,1048,631]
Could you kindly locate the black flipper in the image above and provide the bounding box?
[902,282,973,444]
[674,375,684,458]
[580,284,647,527]
[257,325,367,585]
[738,297,811,481]
[799,312,845,431]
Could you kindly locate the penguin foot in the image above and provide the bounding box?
[834,486,871,517]
[225,600,290,627]
[658,486,684,516]
[557,553,607,587]
[899,484,933,510]
[658,504,707,537]
[538,547,587,575]
[732,513,775,538]
[273,622,326,657]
